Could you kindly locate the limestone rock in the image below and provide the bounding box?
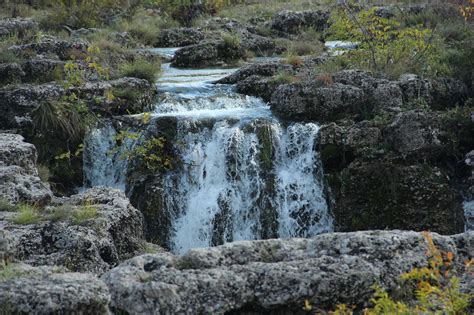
[156,28,205,47]
[102,230,472,314]
[270,10,329,34]
[3,187,145,274]
[0,264,110,314]
[0,133,52,205]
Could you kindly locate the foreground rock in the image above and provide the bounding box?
[102,230,473,314]
[2,187,146,274]
[0,133,52,205]
[156,27,205,47]
[0,264,110,314]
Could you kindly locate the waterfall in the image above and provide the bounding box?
[165,119,332,254]
[83,123,129,190]
[83,58,333,253]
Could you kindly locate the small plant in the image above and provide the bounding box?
[0,263,35,282]
[221,32,241,49]
[125,136,173,172]
[11,204,42,225]
[283,54,303,68]
[119,60,161,83]
[72,200,98,225]
[0,199,18,212]
[271,72,298,84]
[315,73,333,87]
[329,231,473,314]
[0,50,21,63]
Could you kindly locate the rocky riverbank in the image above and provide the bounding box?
[0,0,473,313]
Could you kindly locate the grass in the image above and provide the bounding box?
[11,204,41,225]
[71,202,98,225]
[0,199,18,212]
[221,32,242,49]
[282,54,303,67]
[271,71,298,84]
[116,9,178,46]
[0,263,36,282]
[119,60,161,83]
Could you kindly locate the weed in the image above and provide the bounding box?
[11,204,41,225]
[72,200,98,225]
[119,60,161,83]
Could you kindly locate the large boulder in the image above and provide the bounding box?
[2,187,146,274]
[102,230,473,314]
[0,133,52,205]
[171,40,246,68]
[271,81,368,122]
[156,28,205,47]
[398,74,468,110]
[270,10,329,34]
[332,161,464,234]
[0,264,110,314]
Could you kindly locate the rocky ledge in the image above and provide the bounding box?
[1,230,472,314]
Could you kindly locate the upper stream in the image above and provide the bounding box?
[83,50,334,253]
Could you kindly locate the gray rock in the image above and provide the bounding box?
[270,81,367,122]
[22,59,65,83]
[217,61,291,84]
[0,77,156,129]
[172,40,246,68]
[156,28,205,47]
[0,63,24,85]
[0,18,37,37]
[398,74,468,110]
[0,264,110,314]
[270,10,329,34]
[0,133,52,205]
[9,35,88,61]
[385,110,442,156]
[4,187,146,274]
[102,230,473,314]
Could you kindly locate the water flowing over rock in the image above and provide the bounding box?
[86,59,333,253]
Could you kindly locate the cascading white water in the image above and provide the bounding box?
[83,56,333,253]
[165,119,332,254]
[83,123,129,190]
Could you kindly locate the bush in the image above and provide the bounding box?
[326,5,451,78]
[120,60,161,83]
[328,232,473,314]
[221,32,241,49]
[11,204,41,225]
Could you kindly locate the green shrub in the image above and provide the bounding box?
[11,204,41,225]
[328,232,472,314]
[0,50,21,63]
[0,199,18,212]
[326,5,451,78]
[288,41,323,56]
[271,71,297,84]
[120,60,161,83]
[221,32,241,49]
